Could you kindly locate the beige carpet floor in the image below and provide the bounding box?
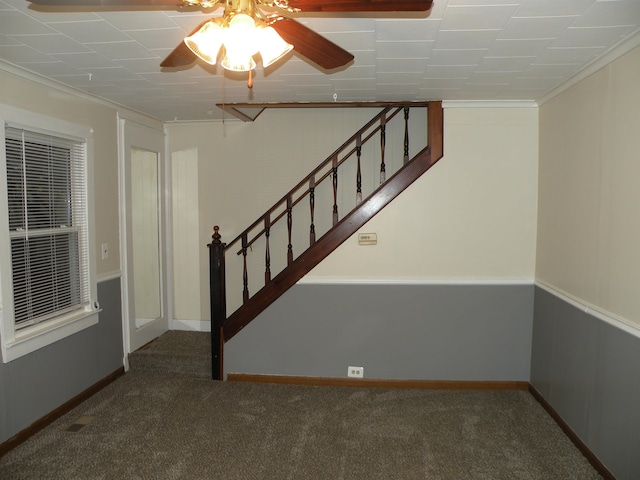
[0,367,602,479]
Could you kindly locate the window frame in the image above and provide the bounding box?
[0,105,99,363]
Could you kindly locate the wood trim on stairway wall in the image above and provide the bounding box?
[0,367,124,458]
[227,373,528,391]
[528,384,615,480]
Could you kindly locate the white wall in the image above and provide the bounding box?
[537,45,640,328]
[309,107,539,282]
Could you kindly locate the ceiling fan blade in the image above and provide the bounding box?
[271,18,354,70]
[27,0,190,5]
[287,0,433,12]
[160,42,197,68]
[160,19,212,68]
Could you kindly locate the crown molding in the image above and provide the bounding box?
[538,28,640,106]
[442,100,538,109]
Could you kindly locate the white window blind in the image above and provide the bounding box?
[4,126,90,329]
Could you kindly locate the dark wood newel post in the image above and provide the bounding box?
[208,225,226,381]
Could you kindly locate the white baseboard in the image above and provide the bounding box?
[171,319,211,332]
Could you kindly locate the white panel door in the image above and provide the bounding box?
[121,119,169,353]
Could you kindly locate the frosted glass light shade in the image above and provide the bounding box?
[184,20,224,65]
[221,55,256,72]
[222,13,259,72]
[258,26,293,67]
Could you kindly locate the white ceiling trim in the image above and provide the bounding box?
[442,100,538,109]
[0,58,162,128]
[538,27,640,105]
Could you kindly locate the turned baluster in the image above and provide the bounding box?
[241,232,249,303]
[287,195,293,265]
[332,155,339,225]
[264,215,271,283]
[356,135,362,204]
[309,175,316,245]
[380,115,387,184]
[403,107,410,164]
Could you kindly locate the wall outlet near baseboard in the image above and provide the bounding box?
[348,366,364,378]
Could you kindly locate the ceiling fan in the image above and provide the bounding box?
[27,0,433,79]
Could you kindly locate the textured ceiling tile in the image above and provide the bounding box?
[90,41,157,61]
[499,16,579,40]
[557,25,637,47]
[375,19,439,41]
[376,58,429,73]
[0,33,19,46]
[51,51,117,68]
[331,77,377,90]
[435,29,501,49]
[278,73,332,86]
[486,38,554,57]
[537,46,606,64]
[301,17,376,33]
[440,5,520,31]
[10,33,90,54]
[376,40,432,58]
[124,28,187,50]
[514,0,593,17]
[330,64,376,79]
[377,71,422,84]
[0,44,52,62]
[429,48,489,65]
[468,71,518,84]
[419,77,467,89]
[99,11,180,31]
[523,63,580,77]
[422,64,477,78]
[51,20,131,44]
[80,67,142,82]
[477,56,536,72]
[137,71,199,85]
[0,11,56,35]
[47,73,107,88]
[116,57,165,74]
[20,60,84,76]
[573,0,640,28]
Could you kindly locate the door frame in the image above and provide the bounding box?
[118,115,172,365]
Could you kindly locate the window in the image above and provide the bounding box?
[0,107,98,362]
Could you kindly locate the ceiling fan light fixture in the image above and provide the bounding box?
[221,13,260,72]
[221,54,257,72]
[185,19,225,65]
[258,25,293,68]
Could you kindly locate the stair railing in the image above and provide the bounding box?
[209,102,442,379]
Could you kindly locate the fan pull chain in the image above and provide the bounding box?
[248,70,253,89]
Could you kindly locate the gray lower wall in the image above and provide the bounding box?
[0,277,123,444]
[226,283,534,381]
[531,286,640,480]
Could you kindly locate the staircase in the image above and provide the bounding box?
[209,102,444,379]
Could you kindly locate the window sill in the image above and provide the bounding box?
[1,308,101,363]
